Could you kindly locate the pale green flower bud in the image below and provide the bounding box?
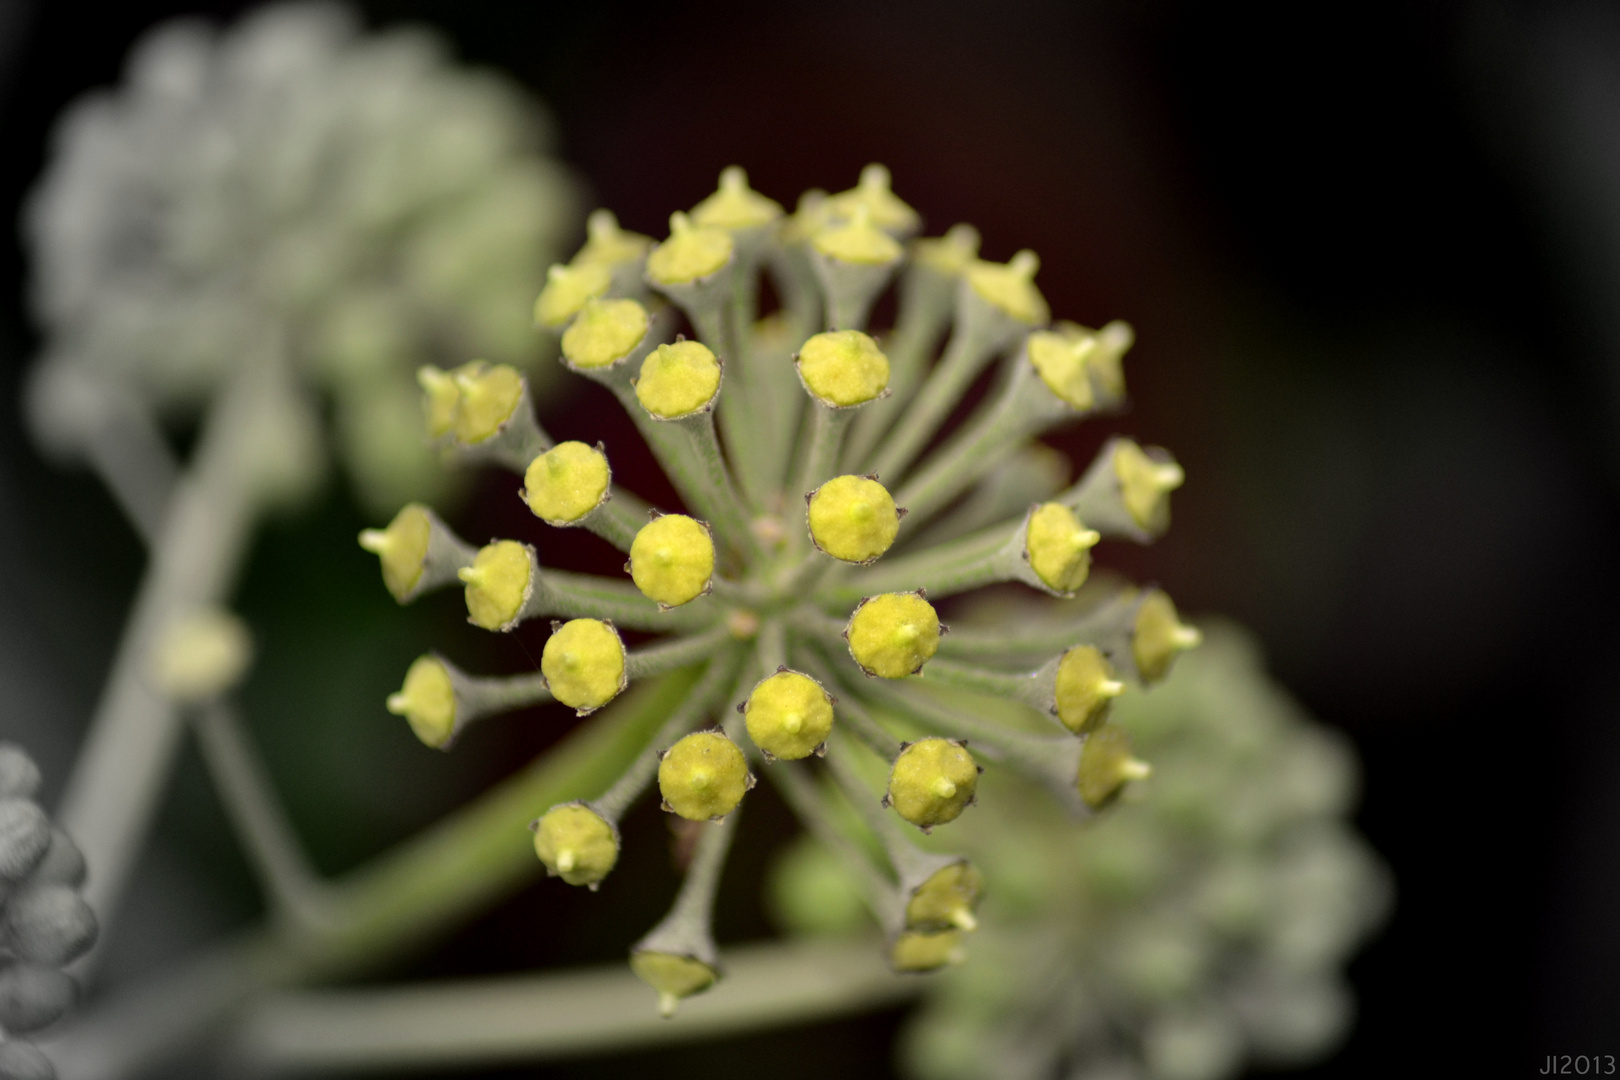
[1052,645,1125,735]
[890,928,966,973]
[905,860,984,933]
[560,297,650,371]
[457,540,535,631]
[635,340,722,419]
[532,802,619,888]
[572,209,653,269]
[847,592,941,678]
[523,441,611,525]
[149,607,253,703]
[1115,439,1185,534]
[826,164,921,238]
[1027,328,1097,410]
[1023,502,1100,594]
[743,670,834,761]
[812,204,903,267]
[886,738,979,830]
[629,951,718,1019]
[386,655,457,748]
[658,730,752,821]
[1133,589,1201,684]
[541,619,627,714]
[965,249,1048,327]
[359,502,475,604]
[1077,723,1151,809]
[534,261,612,328]
[807,475,900,563]
[646,212,733,286]
[629,514,715,608]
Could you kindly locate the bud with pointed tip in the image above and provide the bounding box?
[798,330,890,408]
[150,607,253,703]
[1115,440,1185,536]
[458,540,535,631]
[658,731,751,821]
[533,802,620,887]
[905,860,984,933]
[523,442,611,525]
[572,209,653,269]
[826,163,921,239]
[1053,645,1125,735]
[1077,723,1152,809]
[630,950,718,1018]
[812,205,904,267]
[887,738,978,830]
[360,502,475,604]
[0,746,41,801]
[635,340,722,419]
[847,592,941,679]
[910,223,980,277]
[1024,503,1100,595]
[541,619,627,714]
[890,928,966,973]
[1132,590,1201,684]
[690,166,784,232]
[646,212,733,287]
[450,363,523,445]
[560,297,650,371]
[386,655,457,748]
[808,475,900,563]
[0,962,78,1035]
[629,514,715,608]
[744,670,834,761]
[534,261,612,328]
[965,250,1048,327]
[417,365,463,441]
[1027,328,1098,411]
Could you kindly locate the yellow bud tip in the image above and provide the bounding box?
[951,909,978,932]
[1100,679,1127,698]
[798,330,890,407]
[542,619,626,711]
[647,213,733,286]
[524,442,611,525]
[897,624,920,643]
[387,656,457,748]
[456,565,481,584]
[1026,503,1096,594]
[557,849,576,873]
[658,731,750,819]
[636,340,722,419]
[808,475,899,562]
[658,992,679,1019]
[385,692,408,714]
[534,261,612,328]
[1121,758,1153,781]
[744,671,834,760]
[781,711,802,734]
[847,593,941,678]
[364,504,435,602]
[630,514,716,607]
[357,529,388,554]
[561,298,650,370]
[451,364,525,445]
[931,777,958,799]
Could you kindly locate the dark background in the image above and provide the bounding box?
[0,0,1616,1076]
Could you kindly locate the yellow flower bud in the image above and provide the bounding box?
[629,514,715,607]
[965,250,1048,326]
[905,861,983,933]
[630,951,718,1018]
[811,205,903,267]
[890,929,965,973]
[780,189,831,245]
[1077,723,1151,808]
[646,211,733,286]
[533,802,619,888]
[417,366,460,441]
[386,655,457,748]
[847,592,940,679]
[1024,502,1100,594]
[910,223,980,276]
[807,475,900,563]
[658,730,751,820]
[1074,319,1132,398]
[797,330,890,407]
[1052,645,1125,735]
[541,618,627,713]
[635,340,722,419]
[458,540,534,631]
[743,670,834,761]
[150,607,253,703]
[1027,329,1097,410]
[826,164,921,237]
[887,737,978,829]
[690,166,783,231]
[534,261,612,328]
[452,363,525,445]
[523,442,611,525]
[572,209,653,268]
[359,503,433,601]
[561,298,650,370]
[1113,439,1184,534]
[1132,590,1201,684]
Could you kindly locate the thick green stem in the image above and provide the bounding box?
[538,570,717,633]
[865,319,1003,484]
[816,520,1016,607]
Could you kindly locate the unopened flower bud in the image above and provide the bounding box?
[0,800,50,882]
[827,164,921,238]
[812,205,903,267]
[541,619,627,714]
[905,860,984,933]
[5,883,98,966]
[965,250,1048,326]
[847,592,941,679]
[629,514,715,607]
[0,962,78,1034]
[1027,329,1098,410]
[887,738,978,830]
[386,655,457,748]
[451,362,525,446]
[890,928,965,973]
[0,1040,53,1080]
[690,166,783,231]
[635,340,721,419]
[910,223,980,277]
[523,442,611,525]
[150,607,253,703]
[534,261,612,328]
[360,503,434,601]
[1024,503,1100,594]
[808,475,900,563]
[1115,439,1184,535]
[572,209,653,268]
[630,950,718,1019]
[458,540,534,631]
[1053,645,1125,735]
[797,330,890,407]
[560,297,650,371]
[658,730,751,821]
[1082,319,1133,398]
[533,802,619,888]
[1077,723,1151,809]
[417,365,462,441]
[744,670,834,761]
[646,212,733,287]
[1132,590,1201,684]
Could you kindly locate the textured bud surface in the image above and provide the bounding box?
[560,298,649,369]
[636,341,722,419]
[1025,503,1100,594]
[386,656,457,748]
[629,515,715,607]
[798,330,890,407]
[658,731,750,820]
[891,929,964,973]
[534,262,612,328]
[744,671,834,760]
[966,250,1048,326]
[1133,590,1201,684]
[630,951,718,1018]
[808,475,899,562]
[847,593,940,678]
[459,541,533,631]
[541,620,626,712]
[906,861,984,933]
[1053,645,1124,735]
[888,738,978,829]
[452,363,525,445]
[358,503,432,601]
[647,212,733,285]
[1078,723,1151,809]
[533,803,619,887]
[523,442,611,524]
[1028,329,1096,410]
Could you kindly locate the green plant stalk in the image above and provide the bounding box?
[817,520,1018,606]
[578,488,654,553]
[865,317,1004,483]
[677,412,763,558]
[540,570,717,632]
[842,269,957,472]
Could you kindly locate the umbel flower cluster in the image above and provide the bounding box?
[363,165,1202,1016]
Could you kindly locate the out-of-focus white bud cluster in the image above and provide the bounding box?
[0,745,98,1080]
[23,3,580,514]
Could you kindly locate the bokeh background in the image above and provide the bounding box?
[0,0,1616,1075]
